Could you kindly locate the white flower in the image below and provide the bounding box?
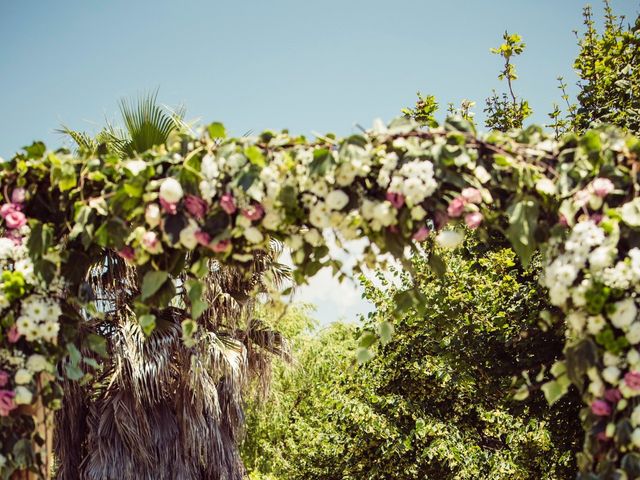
[304,229,323,247]
[16,315,35,335]
[632,405,640,427]
[0,238,14,260]
[309,202,331,229]
[587,315,606,335]
[14,386,33,405]
[633,429,640,448]
[179,221,199,250]
[610,298,637,330]
[22,296,49,322]
[535,178,556,196]
[325,190,349,211]
[411,206,427,221]
[201,154,220,179]
[474,165,491,184]
[262,211,282,231]
[571,279,591,307]
[628,348,640,367]
[145,203,161,228]
[14,368,32,385]
[628,322,640,344]
[159,178,184,204]
[236,215,252,229]
[602,366,621,385]
[589,246,616,271]
[372,201,396,228]
[436,230,464,249]
[549,286,570,307]
[603,352,621,367]
[26,354,51,373]
[39,320,60,341]
[244,227,264,244]
[566,311,587,333]
[588,378,605,397]
[286,235,303,251]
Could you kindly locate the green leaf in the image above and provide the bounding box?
[377,321,394,345]
[181,319,198,347]
[245,145,266,167]
[139,313,157,336]
[428,253,447,277]
[541,374,571,405]
[358,331,378,349]
[141,270,169,300]
[356,347,375,364]
[506,196,539,266]
[208,122,226,139]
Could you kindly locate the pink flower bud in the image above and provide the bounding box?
[4,210,26,230]
[385,191,405,209]
[117,246,135,262]
[412,226,430,242]
[11,188,26,204]
[195,231,211,246]
[447,197,466,218]
[604,388,621,404]
[159,198,177,215]
[184,195,208,220]
[591,178,614,198]
[590,399,611,416]
[212,239,231,253]
[464,212,483,230]
[220,193,236,215]
[625,371,640,390]
[241,203,265,221]
[7,325,21,344]
[0,371,8,388]
[460,188,482,204]
[0,390,16,417]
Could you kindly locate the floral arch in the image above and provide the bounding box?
[0,115,639,478]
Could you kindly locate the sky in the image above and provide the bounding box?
[1,0,638,325]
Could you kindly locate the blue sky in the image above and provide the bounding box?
[1,0,638,324]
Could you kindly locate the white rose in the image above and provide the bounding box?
[372,202,396,227]
[628,322,640,344]
[610,298,637,330]
[601,366,621,385]
[325,190,349,211]
[436,230,464,249]
[535,178,556,196]
[549,286,570,307]
[145,203,161,228]
[14,386,33,405]
[159,178,184,204]
[588,378,605,397]
[309,202,331,229]
[474,165,491,184]
[15,368,32,385]
[589,246,616,271]
[633,429,640,448]
[304,229,323,247]
[244,227,264,244]
[26,354,51,373]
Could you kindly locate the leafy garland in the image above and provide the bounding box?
[0,116,639,478]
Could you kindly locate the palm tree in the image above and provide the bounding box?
[54,95,290,479]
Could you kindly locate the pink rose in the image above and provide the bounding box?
[591,178,614,198]
[4,210,26,229]
[412,226,430,242]
[604,388,621,404]
[212,239,231,253]
[142,231,159,250]
[117,246,135,262]
[447,197,465,218]
[590,399,611,416]
[195,231,211,246]
[220,193,236,215]
[464,212,483,230]
[184,195,208,220]
[11,188,26,204]
[0,371,9,388]
[573,189,590,208]
[7,325,21,344]
[242,204,265,221]
[159,197,177,215]
[0,390,16,417]
[625,371,640,390]
[460,188,482,204]
[0,203,20,218]
[385,191,405,209]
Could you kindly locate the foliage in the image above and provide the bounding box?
[244,241,583,479]
[571,2,640,135]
